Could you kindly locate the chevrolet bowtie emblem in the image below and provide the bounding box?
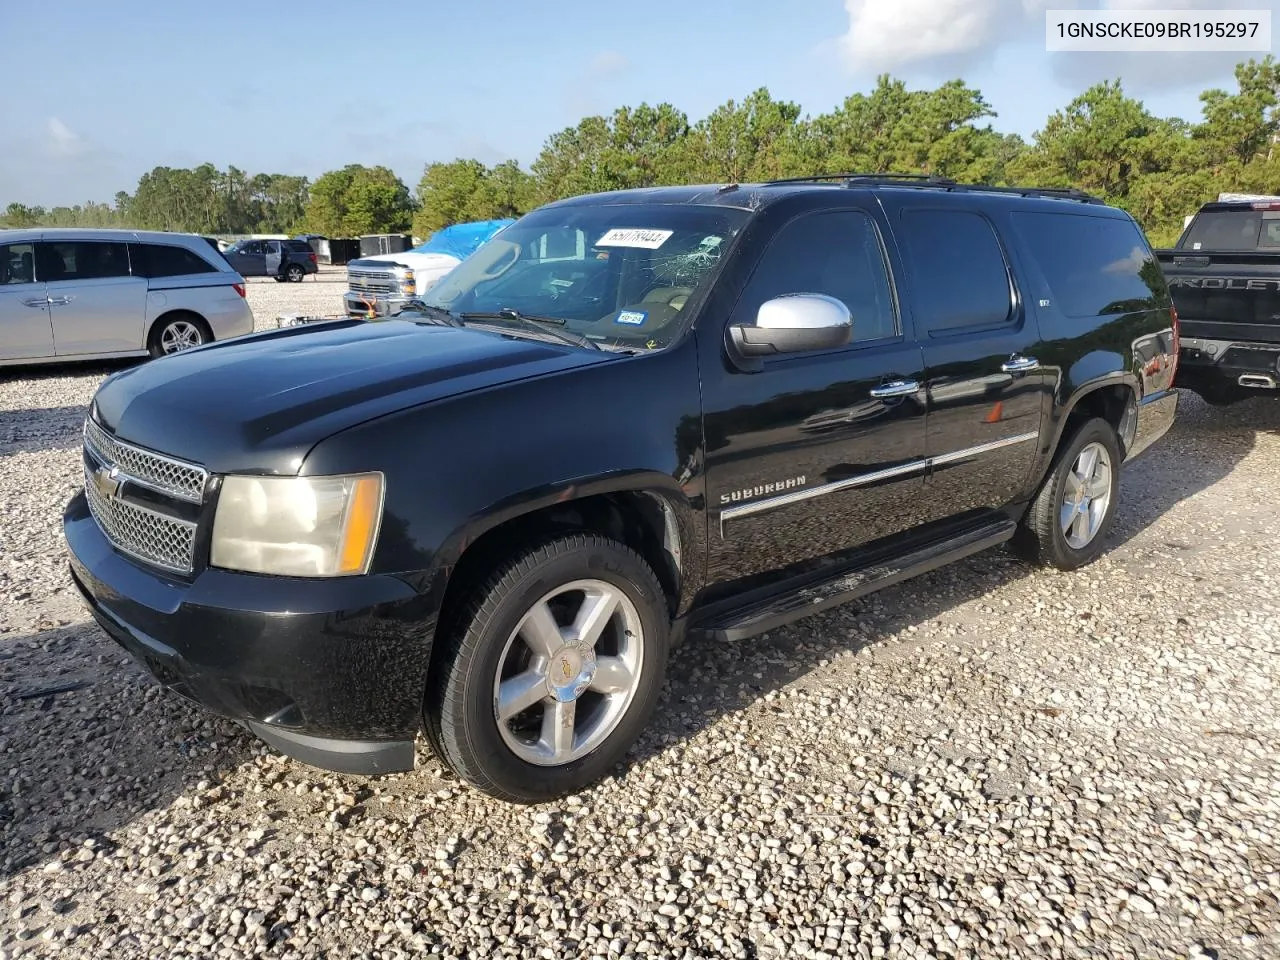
[92,464,123,500]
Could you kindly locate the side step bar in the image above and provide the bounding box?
[698,519,1017,643]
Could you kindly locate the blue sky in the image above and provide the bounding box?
[1,0,1276,208]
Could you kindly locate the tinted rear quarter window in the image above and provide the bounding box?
[132,243,219,278]
[1009,211,1165,317]
[897,209,1013,333]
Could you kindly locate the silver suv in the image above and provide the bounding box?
[0,228,255,365]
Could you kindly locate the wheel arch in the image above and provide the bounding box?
[1043,372,1141,472]
[432,474,698,636]
[148,308,212,349]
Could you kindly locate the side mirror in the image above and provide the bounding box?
[727,293,853,368]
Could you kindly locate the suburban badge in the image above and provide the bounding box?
[720,476,806,505]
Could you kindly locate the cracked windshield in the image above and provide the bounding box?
[411,205,749,350]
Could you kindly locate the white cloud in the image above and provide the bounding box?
[837,0,1278,87]
[46,117,83,157]
[838,0,1045,71]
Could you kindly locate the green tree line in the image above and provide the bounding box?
[5,58,1280,247]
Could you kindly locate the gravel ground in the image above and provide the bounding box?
[1,273,1278,959]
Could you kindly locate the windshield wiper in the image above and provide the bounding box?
[459,307,601,351]
[393,300,464,327]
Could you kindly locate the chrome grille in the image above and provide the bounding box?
[84,458,197,573]
[347,268,400,295]
[84,417,207,503]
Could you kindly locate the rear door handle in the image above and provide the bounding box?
[22,297,49,308]
[869,379,921,398]
[1001,355,1040,373]
[47,295,73,306]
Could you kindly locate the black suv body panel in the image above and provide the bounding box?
[63,180,1179,775]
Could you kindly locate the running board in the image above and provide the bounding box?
[698,519,1017,643]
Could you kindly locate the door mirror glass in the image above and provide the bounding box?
[728,293,854,359]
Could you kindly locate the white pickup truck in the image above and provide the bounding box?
[343,219,514,318]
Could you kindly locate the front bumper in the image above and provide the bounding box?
[343,291,413,319]
[64,491,431,775]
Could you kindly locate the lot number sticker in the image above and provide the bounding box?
[596,228,673,249]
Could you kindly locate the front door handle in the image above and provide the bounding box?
[47,295,74,306]
[869,379,921,399]
[1001,355,1040,373]
[22,297,48,308]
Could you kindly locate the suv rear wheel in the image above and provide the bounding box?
[425,534,670,802]
[286,263,305,282]
[1013,416,1122,571]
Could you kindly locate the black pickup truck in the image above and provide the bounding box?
[63,175,1179,802]
[1157,199,1280,403]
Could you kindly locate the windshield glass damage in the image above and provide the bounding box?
[409,203,749,351]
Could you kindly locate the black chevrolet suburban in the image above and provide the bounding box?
[63,175,1179,802]
[1156,199,1280,403]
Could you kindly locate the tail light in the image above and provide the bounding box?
[233,283,246,298]
[1169,303,1180,383]
[309,252,317,264]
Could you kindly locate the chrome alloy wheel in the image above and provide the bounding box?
[160,320,203,353]
[1060,440,1113,550]
[493,579,644,767]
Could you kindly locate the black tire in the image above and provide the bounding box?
[1012,417,1122,571]
[273,275,287,283]
[286,264,305,282]
[148,312,211,359]
[425,534,670,803]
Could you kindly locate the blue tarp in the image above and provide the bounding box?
[412,219,515,260]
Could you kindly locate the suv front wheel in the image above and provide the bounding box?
[425,534,670,803]
[1013,416,1122,571]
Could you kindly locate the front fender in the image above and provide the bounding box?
[299,340,706,621]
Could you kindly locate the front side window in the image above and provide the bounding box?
[898,209,1014,333]
[0,243,36,285]
[733,209,898,344]
[419,204,750,351]
[36,241,131,282]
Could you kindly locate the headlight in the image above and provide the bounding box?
[211,473,384,577]
[401,269,416,295]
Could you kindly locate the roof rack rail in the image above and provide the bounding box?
[758,172,1106,205]
[761,172,957,186]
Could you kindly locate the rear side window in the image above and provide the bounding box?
[1181,211,1260,251]
[1010,212,1165,318]
[0,243,36,284]
[286,240,312,253]
[738,210,898,343]
[36,241,131,282]
[897,209,1012,333]
[132,243,219,278]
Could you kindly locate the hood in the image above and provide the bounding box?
[349,252,459,272]
[91,319,615,476]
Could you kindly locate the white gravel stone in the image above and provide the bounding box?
[1,280,1279,957]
